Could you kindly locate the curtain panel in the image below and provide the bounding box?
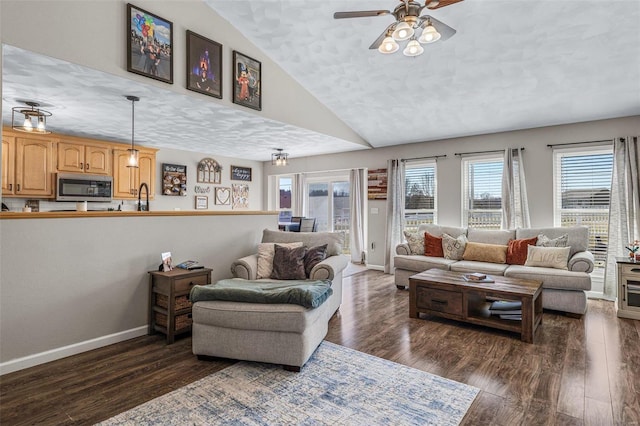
[349,169,366,264]
[501,148,531,229]
[384,159,405,274]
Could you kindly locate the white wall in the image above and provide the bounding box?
[0,213,277,373]
[265,116,640,268]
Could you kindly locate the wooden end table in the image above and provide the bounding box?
[409,269,543,343]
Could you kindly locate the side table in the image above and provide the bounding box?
[616,257,640,320]
[148,268,212,343]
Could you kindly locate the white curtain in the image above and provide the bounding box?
[501,148,531,229]
[349,169,366,264]
[384,159,405,274]
[604,136,640,297]
[293,173,304,216]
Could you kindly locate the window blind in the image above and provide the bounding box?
[404,161,437,229]
[462,156,503,228]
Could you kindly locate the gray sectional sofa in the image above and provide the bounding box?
[394,224,594,315]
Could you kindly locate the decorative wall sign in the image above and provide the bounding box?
[186,31,222,99]
[215,187,231,205]
[195,195,208,210]
[230,165,252,181]
[231,184,249,209]
[367,168,388,200]
[194,186,211,193]
[127,4,173,84]
[197,158,222,184]
[162,163,187,196]
[232,51,261,111]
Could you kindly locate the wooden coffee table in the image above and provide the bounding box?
[409,269,543,343]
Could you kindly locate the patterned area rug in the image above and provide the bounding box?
[99,341,479,425]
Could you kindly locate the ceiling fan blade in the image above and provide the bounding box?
[419,15,456,41]
[369,23,397,49]
[425,0,464,10]
[334,10,391,19]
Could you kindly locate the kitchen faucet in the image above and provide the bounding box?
[138,182,149,212]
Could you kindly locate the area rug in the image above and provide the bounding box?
[99,341,479,425]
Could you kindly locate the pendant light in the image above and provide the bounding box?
[125,95,140,168]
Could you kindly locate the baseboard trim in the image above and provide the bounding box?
[0,326,148,376]
[366,264,385,271]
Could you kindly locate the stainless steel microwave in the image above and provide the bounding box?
[56,173,113,202]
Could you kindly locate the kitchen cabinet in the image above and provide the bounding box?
[2,136,15,196]
[14,136,54,197]
[113,148,156,199]
[57,140,111,175]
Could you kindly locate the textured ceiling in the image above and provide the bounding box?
[1,45,366,161]
[206,0,640,147]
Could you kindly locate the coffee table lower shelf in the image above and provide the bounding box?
[409,269,543,343]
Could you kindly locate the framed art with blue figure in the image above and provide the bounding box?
[232,51,261,111]
[186,30,222,99]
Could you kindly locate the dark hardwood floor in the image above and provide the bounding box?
[1,270,639,425]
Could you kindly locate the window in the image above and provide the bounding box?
[276,176,293,223]
[305,175,350,252]
[462,155,503,229]
[404,161,437,232]
[553,146,613,292]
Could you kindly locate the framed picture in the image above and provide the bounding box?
[197,157,222,184]
[230,165,252,181]
[127,3,173,84]
[161,252,173,272]
[186,31,222,99]
[195,195,208,210]
[232,51,261,111]
[215,187,231,205]
[162,163,187,196]
[232,184,249,209]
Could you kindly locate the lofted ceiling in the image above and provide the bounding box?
[2,1,639,162]
[206,0,640,147]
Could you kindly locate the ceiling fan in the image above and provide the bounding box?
[334,0,463,56]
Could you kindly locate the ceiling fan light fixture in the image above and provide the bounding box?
[392,21,414,41]
[419,24,441,44]
[403,39,424,57]
[378,36,400,54]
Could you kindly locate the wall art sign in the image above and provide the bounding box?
[232,184,249,209]
[194,186,211,194]
[186,31,222,99]
[215,187,231,205]
[232,51,261,111]
[195,195,208,210]
[230,165,252,181]
[127,3,173,84]
[162,163,187,196]
[367,168,388,200]
[197,157,222,184]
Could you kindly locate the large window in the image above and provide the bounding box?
[462,155,504,229]
[553,146,613,292]
[404,161,437,232]
[276,176,293,223]
[306,176,350,252]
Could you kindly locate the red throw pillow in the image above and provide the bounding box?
[424,232,444,257]
[507,237,538,265]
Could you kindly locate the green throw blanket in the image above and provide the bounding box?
[189,279,333,309]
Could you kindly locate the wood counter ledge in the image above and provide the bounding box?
[0,210,278,219]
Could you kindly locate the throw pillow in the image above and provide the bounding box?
[536,233,569,248]
[304,244,328,277]
[424,232,444,257]
[506,237,538,265]
[462,242,508,264]
[524,246,570,270]
[271,244,307,280]
[404,230,426,255]
[257,242,303,279]
[442,233,468,260]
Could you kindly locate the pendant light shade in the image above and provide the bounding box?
[392,21,414,41]
[378,36,400,54]
[11,101,52,134]
[419,24,441,44]
[126,95,140,169]
[403,39,424,57]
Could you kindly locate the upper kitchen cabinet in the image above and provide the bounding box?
[57,140,111,175]
[14,136,54,197]
[112,148,156,200]
[2,135,16,196]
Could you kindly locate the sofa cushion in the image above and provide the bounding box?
[257,242,303,279]
[462,242,508,264]
[394,255,457,272]
[450,260,510,275]
[304,244,328,277]
[261,229,345,256]
[516,226,588,257]
[424,232,444,257]
[536,233,569,248]
[467,228,515,245]
[271,245,307,280]
[417,224,467,238]
[505,265,591,291]
[404,230,426,255]
[524,246,570,270]
[506,237,538,265]
[442,233,468,260]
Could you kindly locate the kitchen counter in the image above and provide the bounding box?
[0,210,277,220]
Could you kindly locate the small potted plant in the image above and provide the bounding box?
[626,240,640,261]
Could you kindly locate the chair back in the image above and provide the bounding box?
[300,218,316,232]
